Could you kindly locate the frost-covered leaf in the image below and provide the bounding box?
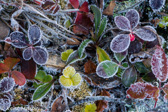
[110,34,130,53]
[142,72,156,82]
[78,39,92,58]
[33,81,53,100]
[91,5,101,33]
[10,31,28,48]
[11,71,26,86]
[151,46,168,82]
[21,59,36,79]
[114,50,128,63]
[51,96,66,112]
[149,0,165,12]
[84,103,97,112]
[96,60,119,78]
[69,0,79,8]
[125,9,139,30]
[0,93,12,111]
[135,62,150,74]
[96,46,111,63]
[135,27,157,41]
[0,77,15,93]
[97,17,107,38]
[84,60,96,74]
[162,82,168,102]
[0,58,20,74]
[23,47,32,60]
[28,25,42,45]
[61,49,73,61]
[121,66,137,87]
[35,70,52,83]
[126,82,159,100]
[114,16,131,31]
[79,1,89,12]
[32,46,48,65]
[66,50,86,65]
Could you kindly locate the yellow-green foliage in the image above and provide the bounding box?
[61,49,73,61]
[84,103,97,112]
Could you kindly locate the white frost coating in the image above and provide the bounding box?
[144,25,157,33]
[114,16,131,31]
[0,98,11,111]
[28,25,42,45]
[23,47,33,61]
[149,0,166,12]
[114,50,128,63]
[0,77,15,93]
[32,46,48,65]
[126,9,139,30]
[96,60,119,78]
[110,34,130,53]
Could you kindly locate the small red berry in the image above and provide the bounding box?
[129,33,135,41]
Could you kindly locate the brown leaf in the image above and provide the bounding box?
[66,37,80,45]
[51,96,66,112]
[0,20,10,40]
[11,99,28,106]
[103,1,116,16]
[84,60,96,74]
[95,90,110,112]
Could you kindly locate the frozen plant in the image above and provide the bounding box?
[110,9,158,53]
[5,25,48,65]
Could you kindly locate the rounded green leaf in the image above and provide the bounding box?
[114,51,128,63]
[61,49,73,61]
[71,73,82,86]
[96,60,119,78]
[33,82,53,100]
[35,70,53,83]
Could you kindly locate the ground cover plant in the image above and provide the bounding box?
[0,0,168,112]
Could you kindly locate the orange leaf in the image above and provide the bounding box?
[0,57,20,74]
[103,1,116,16]
[51,96,66,112]
[11,70,26,86]
[84,60,96,74]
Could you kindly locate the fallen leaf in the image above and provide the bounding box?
[11,70,26,86]
[0,20,10,40]
[103,1,116,16]
[51,96,66,112]
[11,99,28,106]
[66,38,80,45]
[95,89,110,112]
[84,60,96,74]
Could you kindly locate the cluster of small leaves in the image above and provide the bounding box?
[5,25,48,65]
[59,66,82,88]
[127,46,168,108]
[110,9,158,53]
[33,70,53,100]
[84,103,97,112]
[0,77,14,111]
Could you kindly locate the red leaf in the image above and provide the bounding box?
[73,12,93,35]
[0,57,20,74]
[84,60,96,74]
[151,46,168,82]
[69,0,79,8]
[21,59,36,79]
[126,82,159,100]
[79,2,89,12]
[11,70,26,86]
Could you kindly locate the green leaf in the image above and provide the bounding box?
[134,62,149,73]
[114,51,128,63]
[116,62,129,77]
[97,17,107,38]
[35,71,53,83]
[142,72,156,82]
[96,60,119,78]
[96,46,110,63]
[33,81,53,100]
[91,5,101,34]
[33,82,44,88]
[121,66,137,87]
[61,49,74,61]
[66,50,86,65]
[78,39,92,58]
[64,19,71,28]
